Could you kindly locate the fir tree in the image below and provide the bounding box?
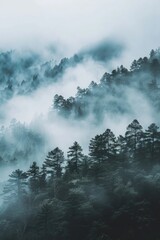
[67,141,83,174]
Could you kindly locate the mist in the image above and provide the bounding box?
[0,0,159,66]
[0,49,158,168]
[79,40,124,63]
[0,54,113,183]
[1,1,160,239]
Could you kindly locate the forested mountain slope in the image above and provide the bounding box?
[1,49,160,167]
[0,50,82,104]
[53,49,160,120]
[1,120,160,240]
[1,49,160,240]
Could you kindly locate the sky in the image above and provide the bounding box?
[0,0,160,66]
[0,0,160,181]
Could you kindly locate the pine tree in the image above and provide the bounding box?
[116,135,128,165]
[27,161,40,194]
[44,147,64,178]
[125,120,143,153]
[150,58,160,86]
[39,164,47,191]
[89,134,105,164]
[145,123,160,161]
[150,49,155,59]
[130,60,138,72]
[102,129,117,160]
[3,169,28,202]
[53,94,68,115]
[67,141,83,174]
[89,129,116,165]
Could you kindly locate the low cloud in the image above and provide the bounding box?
[79,40,124,63]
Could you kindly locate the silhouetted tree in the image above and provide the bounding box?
[89,134,105,164]
[102,129,116,160]
[3,169,28,202]
[125,119,143,153]
[145,123,160,161]
[39,164,47,191]
[27,161,40,194]
[44,147,64,179]
[67,141,83,174]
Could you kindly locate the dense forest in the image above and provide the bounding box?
[0,50,82,104]
[1,48,160,240]
[1,48,160,167]
[1,120,160,240]
[53,49,160,119]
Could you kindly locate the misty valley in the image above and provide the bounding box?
[1,48,160,240]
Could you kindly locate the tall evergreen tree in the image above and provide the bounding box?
[3,169,28,202]
[125,119,143,153]
[89,134,105,164]
[67,141,83,174]
[39,164,47,191]
[27,161,40,194]
[44,147,64,178]
[145,123,160,161]
[102,129,116,160]
[89,129,116,165]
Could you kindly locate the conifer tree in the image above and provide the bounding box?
[44,147,64,178]
[125,119,143,152]
[145,123,160,160]
[67,141,83,174]
[3,169,28,202]
[39,164,47,190]
[27,161,40,194]
[102,129,116,159]
[89,134,105,164]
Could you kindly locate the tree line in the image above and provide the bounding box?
[1,119,160,240]
[53,49,160,119]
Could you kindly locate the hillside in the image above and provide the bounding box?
[53,49,160,120]
[1,48,160,240]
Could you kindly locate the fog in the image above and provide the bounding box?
[0,46,158,163]
[0,0,160,66]
[0,2,160,239]
[0,55,157,156]
[0,0,160,188]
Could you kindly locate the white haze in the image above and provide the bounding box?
[2,59,106,123]
[0,53,158,187]
[0,0,160,66]
[0,0,160,184]
[1,64,157,155]
[0,55,158,154]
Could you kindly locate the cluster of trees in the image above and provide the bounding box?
[1,120,160,240]
[0,51,82,104]
[0,48,160,108]
[53,49,160,118]
[0,51,41,102]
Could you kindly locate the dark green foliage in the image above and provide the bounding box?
[2,48,160,240]
[67,141,83,174]
[125,119,143,151]
[89,129,116,165]
[38,164,47,190]
[3,169,28,203]
[89,134,106,164]
[144,123,160,163]
[1,121,160,240]
[52,49,160,120]
[44,147,64,178]
[28,162,40,194]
